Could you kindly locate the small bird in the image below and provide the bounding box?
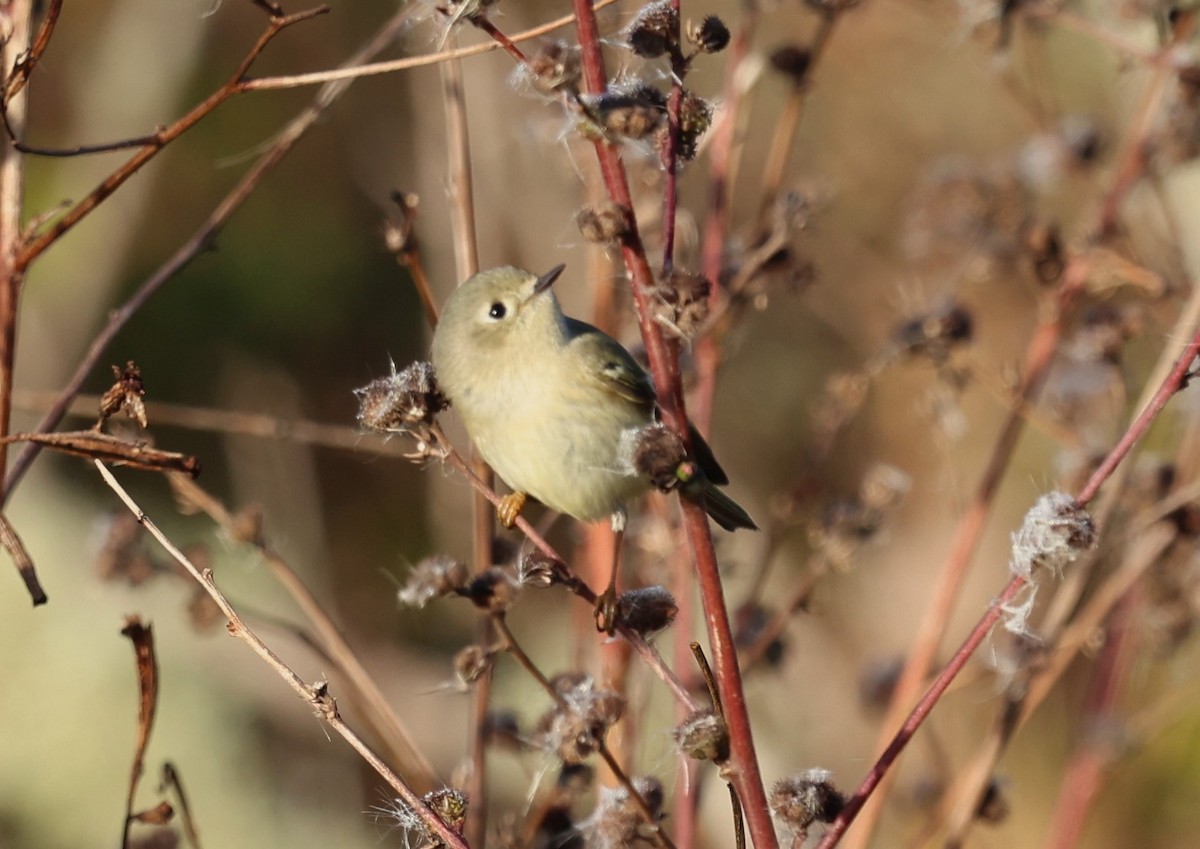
[431,265,755,626]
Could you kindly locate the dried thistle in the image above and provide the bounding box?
[672,709,729,761]
[579,777,664,849]
[454,644,495,688]
[652,271,711,339]
[579,85,667,141]
[1002,491,1097,636]
[355,360,448,434]
[660,89,713,164]
[534,673,625,763]
[458,566,521,613]
[97,361,148,430]
[576,203,631,244]
[627,0,678,58]
[522,39,581,96]
[614,585,678,635]
[398,554,469,608]
[627,423,686,491]
[687,16,730,53]
[769,769,846,842]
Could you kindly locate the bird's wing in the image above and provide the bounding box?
[564,317,656,409]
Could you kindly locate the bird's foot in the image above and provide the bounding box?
[497,491,527,529]
[594,586,618,636]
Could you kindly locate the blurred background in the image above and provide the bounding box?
[1,0,1199,847]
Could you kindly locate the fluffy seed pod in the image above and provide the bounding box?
[355,360,448,433]
[627,0,678,58]
[614,585,678,635]
[399,555,469,608]
[672,709,730,761]
[459,567,521,612]
[688,16,730,53]
[770,769,846,840]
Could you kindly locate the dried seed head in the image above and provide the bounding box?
[576,203,632,244]
[769,46,813,83]
[355,360,448,433]
[580,87,666,141]
[580,777,664,849]
[399,555,469,608]
[669,90,714,164]
[525,39,581,95]
[614,585,678,635]
[628,423,687,490]
[894,303,974,362]
[1010,492,1097,580]
[98,361,148,430]
[517,548,567,587]
[424,787,469,837]
[535,673,626,763]
[652,271,711,339]
[454,644,495,687]
[627,0,678,58]
[459,567,521,612]
[687,15,730,53]
[672,709,730,761]
[769,769,846,840]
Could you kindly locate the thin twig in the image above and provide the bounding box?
[0,509,44,604]
[94,461,470,849]
[3,4,416,501]
[170,474,440,788]
[2,0,61,103]
[240,0,620,92]
[14,6,330,271]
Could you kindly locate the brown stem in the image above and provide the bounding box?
[95,461,470,849]
[2,0,60,103]
[570,2,776,846]
[15,7,328,271]
[3,4,410,501]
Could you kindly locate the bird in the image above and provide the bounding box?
[430,264,756,627]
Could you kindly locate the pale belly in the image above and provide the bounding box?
[461,392,651,522]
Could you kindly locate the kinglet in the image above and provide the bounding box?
[430,264,756,535]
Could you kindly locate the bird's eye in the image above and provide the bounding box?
[488,302,507,320]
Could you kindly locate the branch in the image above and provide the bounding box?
[2,3,413,501]
[95,461,470,849]
[13,6,330,271]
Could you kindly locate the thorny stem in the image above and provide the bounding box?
[94,462,470,849]
[570,1,777,845]
[3,4,416,501]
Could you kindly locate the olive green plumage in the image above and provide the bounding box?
[430,265,755,532]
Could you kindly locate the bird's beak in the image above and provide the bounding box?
[532,263,566,296]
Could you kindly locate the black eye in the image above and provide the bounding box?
[488,302,507,319]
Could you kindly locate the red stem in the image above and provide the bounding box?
[571,3,777,848]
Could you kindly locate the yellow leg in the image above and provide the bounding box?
[593,508,627,635]
[497,491,527,529]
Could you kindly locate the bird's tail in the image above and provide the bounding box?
[701,483,758,532]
